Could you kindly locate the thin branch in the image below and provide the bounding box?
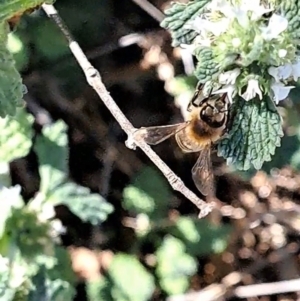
[130,0,165,22]
[234,278,300,298]
[129,0,195,73]
[41,4,212,218]
[167,278,300,301]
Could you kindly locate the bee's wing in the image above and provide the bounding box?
[134,122,189,145]
[192,147,215,196]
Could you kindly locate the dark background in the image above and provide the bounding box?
[10,0,300,300]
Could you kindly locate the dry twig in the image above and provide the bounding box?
[130,0,165,22]
[41,4,212,218]
[130,0,195,74]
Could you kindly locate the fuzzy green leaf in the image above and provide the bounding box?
[123,166,171,219]
[0,22,24,117]
[0,186,23,246]
[34,121,68,195]
[279,0,300,39]
[171,217,231,256]
[108,254,155,301]
[0,108,33,162]
[86,278,113,301]
[5,209,52,259]
[156,236,197,295]
[49,182,113,225]
[0,255,16,301]
[218,96,283,170]
[35,121,113,225]
[161,0,210,47]
[0,0,54,23]
[28,265,75,301]
[194,47,220,83]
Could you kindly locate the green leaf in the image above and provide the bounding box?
[171,217,231,256]
[47,246,75,285]
[86,277,113,301]
[194,47,220,83]
[32,21,69,61]
[49,182,113,225]
[279,0,300,39]
[0,0,54,23]
[160,0,210,47]
[123,186,156,215]
[123,167,171,218]
[34,120,113,225]
[7,32,29,71]
[0,186,23,241]
[0,22,24,117]
[0,108,33,162]
[28,265,75,301]
[156,236,197,295]
[34,121,68,195]
[0,255,15,301]
[218,96,283,170]
[5,208,52,259]
[108,254,155,301]
[28,266,47,301]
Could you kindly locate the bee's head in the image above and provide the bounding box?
[199,94,228,128]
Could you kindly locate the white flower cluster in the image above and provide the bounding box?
[268,61,300,103]
[186,0,300,104]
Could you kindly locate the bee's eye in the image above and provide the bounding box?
[204,106,213,116]
[215,100,225,111]
[214,112,224,122]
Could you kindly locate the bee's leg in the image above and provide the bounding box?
[219,109,229,113]
[187,91,200,111]
[187,82,204,111]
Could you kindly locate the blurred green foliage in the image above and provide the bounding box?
[156,235,197,295]
[123,167,172,219]
[87,254,155,301]
[0,22,24,117]
[0,112,114,300]
[0,0,54,22]
[0,0,262,300]
[0,108,33,162]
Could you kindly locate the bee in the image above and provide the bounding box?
[134,84,229,196]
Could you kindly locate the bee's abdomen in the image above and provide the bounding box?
[175,121,224,153]
[175,127,211,153]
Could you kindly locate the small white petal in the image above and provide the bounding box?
[268,64,292,82]
[271,82,294,104]
[50,219,66,236]
[241,79,262,101]
[39,202,55,221]
[291,60,300,81]
[268,66,279,81]
[208,0,233,18]
[180,43,197,53]
[278,49,287,58]
[234,8,250,28]
[232,38,241,48]
[212,84,236,103]
[279,64,293,79]
[219,68,241,85]
[248,0,273,21]
[190,17,212,34]
[210,19,230,36]
[190,17,229,37]
[261,14,288,41]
